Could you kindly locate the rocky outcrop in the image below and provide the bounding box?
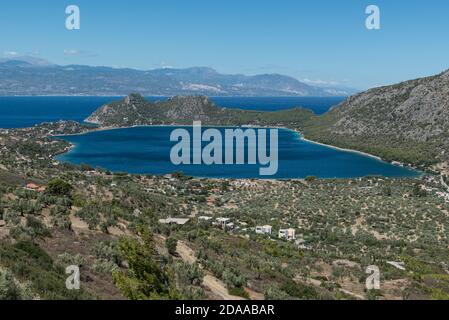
[85,94,314,129]
[85,94,229,127]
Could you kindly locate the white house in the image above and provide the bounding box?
[216,217,233,230]
[256,225,272,235]
[198,216,213,222]
[159,218,190,225]
[279,228,296,241]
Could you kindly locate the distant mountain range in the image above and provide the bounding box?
[0,56,356,97]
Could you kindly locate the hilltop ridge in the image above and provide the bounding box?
[85,94,315,128]
[303,69,449,168]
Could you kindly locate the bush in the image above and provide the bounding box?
[173,262,205,300]
[166,237,178,256]
[91,260,118,275]
[0,241,90,299]
[412,184,427,197]
[264,285,289,300]
[0,268,32,300]
[229,286,250,299]
[56,253,86,269]
[173,262,204,286]
[112,228,177,299]
[47,179,73,197]
[280,279,318,299]
[26,216,52,240]
[222,268,246,288]
[92,241,121,265]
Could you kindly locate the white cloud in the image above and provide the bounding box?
[301,78,341,86]
[64,49,82,56]
[63,49,98,58]
[159,61,174,69]
[3,51,20,57]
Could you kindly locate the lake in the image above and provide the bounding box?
[56,126,420,179]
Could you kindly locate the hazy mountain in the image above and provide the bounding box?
[0,56,54,67]
[0,57,355,97]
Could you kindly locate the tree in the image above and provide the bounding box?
[382,186,392,196]
[305,176,317,182]
[166,237,178,256]
[79,163,94,172]
[112,227,178,300]
[412,183,427,198]
[47,178,73,197]
[0,268,32,300]
[26,216,52,241]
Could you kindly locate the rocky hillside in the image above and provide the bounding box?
[86,94,314,128]
[303,70,449,168]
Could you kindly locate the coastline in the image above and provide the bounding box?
[296,135,422,175]
[53,122,421,177]
[299,136,382,162]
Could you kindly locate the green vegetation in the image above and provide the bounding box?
[0,241,90,299]
[0,267,32,300]
[112,227,178,300]
[48,178,73,197]
[166,237,178,256]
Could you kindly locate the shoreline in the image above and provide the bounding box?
[52,122,421,177]
[299,136,382,161]
[60,122,385,163]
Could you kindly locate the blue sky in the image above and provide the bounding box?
[1,0,448,89]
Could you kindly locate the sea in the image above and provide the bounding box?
[0,96,343,129]
[0,96,420,179]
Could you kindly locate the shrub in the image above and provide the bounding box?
[280,279,318,299]
[56,253,86,269]
[166,237,178,256]
[47,179,73,197]
[0,268,29,300]
[264,285,289,300]
[91,260,118,275]
[0,241,90,299]
[229,286,250,299]
[112,228,177,299]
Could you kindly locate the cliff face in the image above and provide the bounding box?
[304,70,449,167]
